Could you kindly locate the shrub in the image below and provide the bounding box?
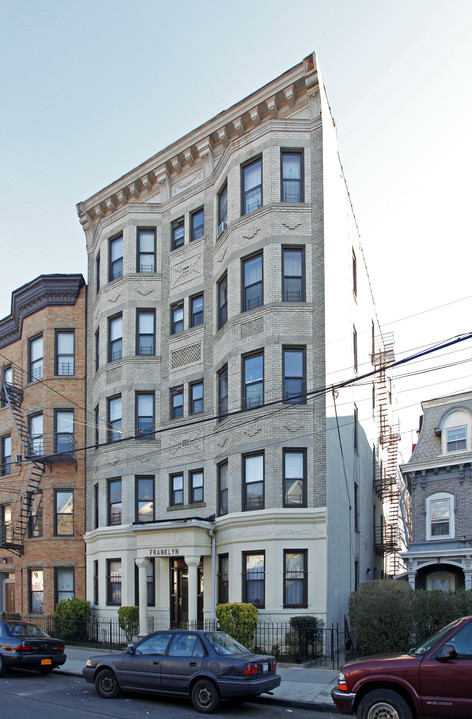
[118,606,139,642]
[54,599,91,642]
[285,616,321,660]
[216,602,258,648]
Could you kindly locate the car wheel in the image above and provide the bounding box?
[0,655,5,678]
[38,666,54,674]
[358,689,412,719]
[95,668,121,699]
[191,679,221,714]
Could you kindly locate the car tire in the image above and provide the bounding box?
[191,678,221,714]
[38,666,54,674]
[0,655,5,678]
[357,689,412,719]
[95,668,121,699]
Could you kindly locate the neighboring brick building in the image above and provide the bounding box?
[0,274,86,615]
[401,391,472,590]
[77,53,398,632]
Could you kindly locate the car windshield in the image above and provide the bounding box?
[7,623,49,637]
[206,632,250,655]
[410,618,463,656]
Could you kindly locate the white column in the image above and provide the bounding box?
[464,570,472,591]
[185,555,200,628]
[407,560,416,589]
[135,557,150,637]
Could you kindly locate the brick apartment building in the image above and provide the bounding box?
[0,274,86,615]
[77,53,400,633]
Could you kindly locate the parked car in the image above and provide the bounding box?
[332,615,472,719]
[0,620,66,676]
[83,629,280,713]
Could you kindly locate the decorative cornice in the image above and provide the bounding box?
[0,274,85,349]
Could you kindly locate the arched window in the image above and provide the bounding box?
[426,492,455,541]
[440,409,471,454]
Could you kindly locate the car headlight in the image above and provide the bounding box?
[86,659,92,667]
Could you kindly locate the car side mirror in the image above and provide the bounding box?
[436,643,458,661]
[127,645,136,655]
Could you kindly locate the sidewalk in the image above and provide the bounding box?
[59,645,339,713]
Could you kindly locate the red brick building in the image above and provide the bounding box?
[0,274,86,616]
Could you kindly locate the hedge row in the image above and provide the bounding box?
[349,580,472,656]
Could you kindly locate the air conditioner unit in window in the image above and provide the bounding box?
[15,455,22,464]
[217,221,228,239]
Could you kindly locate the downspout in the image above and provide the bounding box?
[209,526,216,626]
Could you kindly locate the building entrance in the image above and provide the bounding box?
[170,557,203,627]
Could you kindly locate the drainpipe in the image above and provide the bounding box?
[209,526,216,626]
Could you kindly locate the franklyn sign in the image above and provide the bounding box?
[149,548,179,556]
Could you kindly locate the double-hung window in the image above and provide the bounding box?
[109,315,123,361]
[136,310,155,355]
[96,253,101,293]
[107,396,122,443]
[283,347,306,403]
[1,365,12,407]
[281,150,303,202]
[242,551,265,607]
[108,478,122,525]
[170,386,184,419]
[55,409,74,453]
[218,366,228,420]
[242,253,263,311]
[190,470,204,504]
[283,449,306,507]
[1,435,11,476]
[95,330,100,371]
[190,381,203,414]
[54,489,74,536]
[170,473,183,506]
[29,335,43,381]
[447,426,467,452]
[55,567,75,604]
[29,413,43,454]
[136,393,154,438]
[217,274,228,329]
[0,504,12,544]
[28,492,43,538]
[218,553,229,604]
[243,352,264,410]
[171,217,184,250]
[30,569,44,613]
[282,247,305,302]
[242,157,262,214]
[427,493,454,540]
[243,452,264,511]
[218,461,228,516]
[218,184,228,226]
[191,294,204,327]
[283,550,307,608]
[191,208,204,241]
[109,235,123,281]
[55,330,75,376]
[137,228,156,272]
[106,559,122,605]
[136,476,154,522]
[171,301,184,334]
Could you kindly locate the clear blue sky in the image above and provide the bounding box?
[1,0,471,455]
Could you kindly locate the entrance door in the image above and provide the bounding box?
[170,558,203,628]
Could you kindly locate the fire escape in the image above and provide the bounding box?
[372,333,403,575]
[0,374,75,556]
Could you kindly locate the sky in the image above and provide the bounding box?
[1,0,471,460]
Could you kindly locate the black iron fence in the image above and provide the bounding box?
[1,613,340,667]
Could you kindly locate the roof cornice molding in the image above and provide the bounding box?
[0,274,85,349]
[77,53,320,234]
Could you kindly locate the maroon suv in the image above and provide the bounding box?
[331,616,472,719]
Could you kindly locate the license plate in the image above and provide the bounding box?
[41,659,52,665]
[262,662,269,672]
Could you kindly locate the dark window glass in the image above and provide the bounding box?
[137,310,155,355]
[55,330,75,376]
[108,479,122,525]
[136,393,154,438]
[283,348,306,403]
[190,381,203,414]
[170,386,184,419]
[191,209,204,241]
[95,330,100,371]
[109,235,123,281]
[353,326,358,372]
[218,366,228,420]
[243,453,264,511]
[218,184,228,225]
[283,449,306,507]
[28,491,42,537]
[243,352,263,409]
[191,294,204,327]
[136,476,154,522]
[242,158,262,214]
[283,247,304,301]
[354,404,359,451]
[218,461,228,516]
[281,151,303,202]
[190,470,204,504]
[94,482,99,529]
[283,550,307,607]
[170,474,183,506]
[171,217,184,250]
[242,254,263,311]
[96,253,101,293]
[138,229,156,272]
[218,553,229,604]
[352,248,357,297]
[107,559,121,605]
[242,552,265,608]
[93,560,99,604]
[217,274,228,329]
[171,301,184,334]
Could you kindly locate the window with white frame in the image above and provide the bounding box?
[440,409,471,454]
[426,492,455,540]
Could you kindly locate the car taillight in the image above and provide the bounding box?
[244,662,262,676]
[56,644,65,652]
[270,659,277,671]
[16,642,33,652]
[337,671,348,691]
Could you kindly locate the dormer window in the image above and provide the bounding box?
[440,409,471,454]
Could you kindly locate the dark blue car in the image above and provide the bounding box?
[83,629,280,713]
[0,620,66,676]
